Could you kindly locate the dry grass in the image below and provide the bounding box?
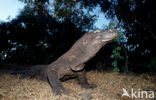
[0,71,156,100]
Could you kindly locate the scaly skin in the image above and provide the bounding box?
[20,29,118,95]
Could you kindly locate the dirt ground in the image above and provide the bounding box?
[0,71,155,100]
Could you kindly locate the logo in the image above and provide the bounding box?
[122,88,155,99]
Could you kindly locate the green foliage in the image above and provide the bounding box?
[0,0,96,64]
[80,0,156,74]
[106,21,129,73]
[111,47,124,60]
[105,22,125,73]
[111,30,130,74]
[19,0,96,31]
[111,43,124,73]
[114,32,124,43]
[108,22,116,29]
[113,66,119,72]
[148,57,156,74]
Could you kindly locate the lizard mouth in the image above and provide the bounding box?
[101,35,117,42]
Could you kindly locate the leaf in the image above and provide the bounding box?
[111,61,117,67]
[119,56,124,59]
[110,55,114,58]
[116,47,121,51]
[113,67,119,72]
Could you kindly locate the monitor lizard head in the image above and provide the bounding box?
[94,29,118,43]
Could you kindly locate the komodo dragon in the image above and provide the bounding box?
[18,29,118,95]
